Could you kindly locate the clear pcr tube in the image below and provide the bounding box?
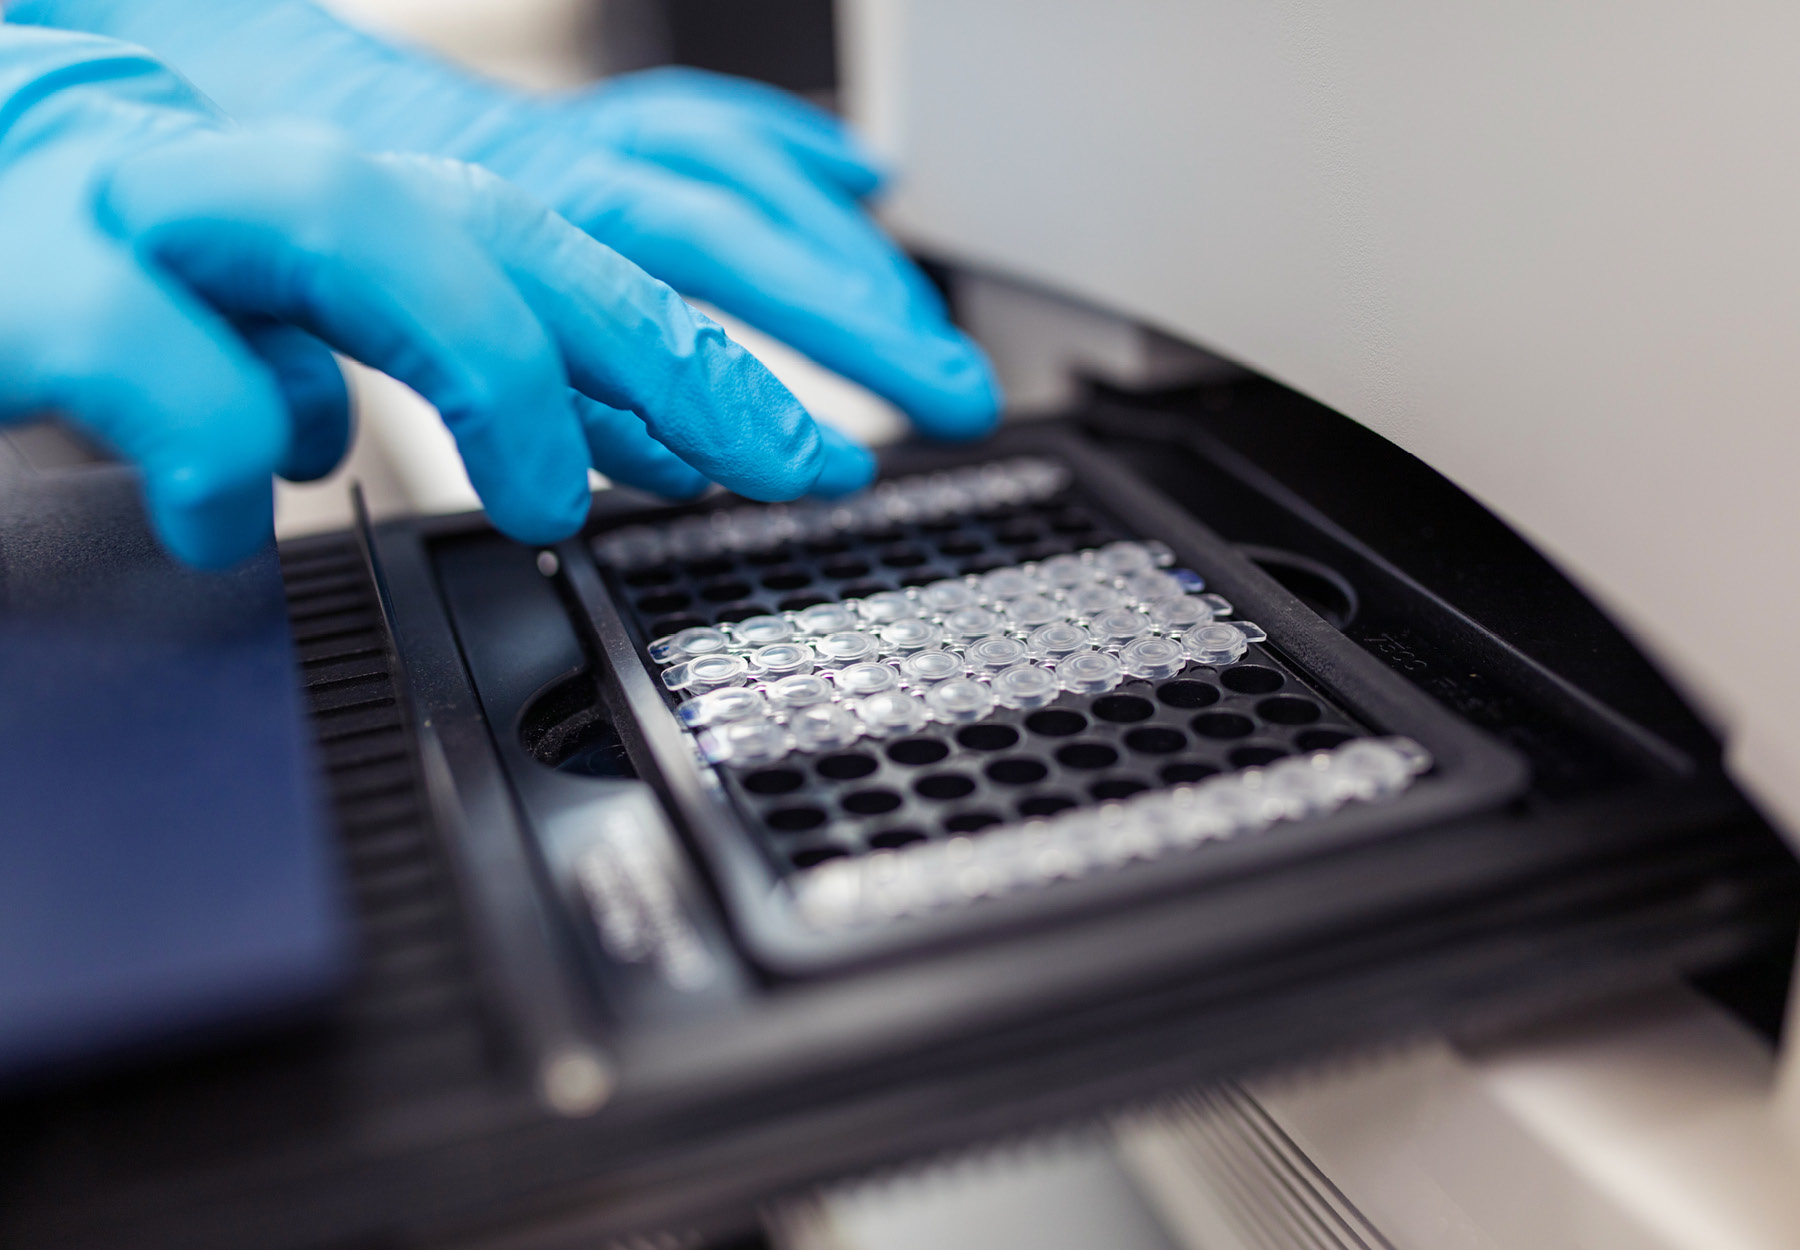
[648,625,730,665]
[856,591,917,624]
[878,618,945,655]
[991,662,1060,710]
[1027,621,1093,662]
[814,630,883,666]
[900,650,966,686]
[919,578,980,614]
[834,661,901,697]
[966,634,1029,673]
[766,673,835,712]
[789,703,863,753]
[747,642,814,679]
[1056,650,1125,694]
[925,677,998,723]
[1119,635,1188,680]
[729,614,795,647]
[943,605,1005,641]
[855,690,932,737]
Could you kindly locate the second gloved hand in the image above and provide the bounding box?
[9,0,1004,441]
[0,26,870,567]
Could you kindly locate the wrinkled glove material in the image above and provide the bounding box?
[9,0,1003,440]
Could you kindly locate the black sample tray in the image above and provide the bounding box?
[576,426,1530,973]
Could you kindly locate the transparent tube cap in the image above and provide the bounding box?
[794,603,860,635]
[856,591,917,624]
[748,642,814,678]
[729,614,795,647]
[648,625,730,665]
[1027,621,1092,661]
[855,690,931,737]
[1330,738,1430,799]
[663,652,749,693]
[925,677,998,723]
[1181,621,1266,666]
[979,567,1036,602]
[1056,650,1125,694]
[1096,540,1156,578]
[676,686,769,728]
[1038,553,1096,589]
[919,578,980,614]
[789,703,863,753]
[1003,594,1066,631]
[966,634,1029,672]
[1120,635,1188,680]
[992,662,1060,709]
[1089,606,1152,647]
[943,606,1004,641]
[705,718,791,766]
[1151,596,1215,633]
[1065,584,1122,620]
[767,673,834,711]
[1120,571,1186,605]
[878,618,944,654]
[900,649,965,686]
[814,629,882,666]
[834,661,901,697]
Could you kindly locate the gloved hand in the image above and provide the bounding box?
[0,24,870,567]
[7,0,1003,440]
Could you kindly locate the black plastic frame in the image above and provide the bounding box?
[572,426,1531,974]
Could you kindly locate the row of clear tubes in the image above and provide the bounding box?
[640,541,1270,767]
[595,456,1074,571]
[789,736,1433,931]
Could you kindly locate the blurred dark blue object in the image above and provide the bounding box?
[0,427,349,1083]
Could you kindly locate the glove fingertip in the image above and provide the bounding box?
[809,426,877,498]
[148,477,275,570]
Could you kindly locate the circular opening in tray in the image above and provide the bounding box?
[1257,695,1322,725]
[1230,745,1289,768]
[768,806,827,832]
[1221,665,1284,694]
[817,752,878,780]
[714,601,771,624]
[1025,709,1088,737]
[743,768,805,795]
[821,558,871,580]
[760,567,813,591]
[997,522,1042,546]
[1296,729,1356,752]
[1049,507,1097,533]
[791,845,848,868]
[838,580,893,598]
[1093,694,1155,723]
[1019,795,1078,817]
[960,556,1008,575]
[956,724,1021,752]
[944,811,1005,834]
[843,789,903,815]
[986,757,1049,786]
[869,828,927,850]
[1157,680,1220,709]
[700,578,753,602]
[1162,761,1220,784]
[880,545,930,568]
[901,571,946,588]
[886,738,950,766]
[807,537,851,555]
[637,590,691,614]
[686,557,735,578]
[1124,727,1188,755]
[623,565,677,587]
[1092,778,1149,801]
[778,594,831,611]
[936,534,986,556]
[741,546,796,567]
[1056,742,1120,770]
[915,773,976,801]
[649,613,708,636]
[1192,712,1256,739]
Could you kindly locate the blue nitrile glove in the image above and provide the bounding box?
[0,25,870,568]
[8,0,1003,441]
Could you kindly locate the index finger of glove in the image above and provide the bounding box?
[97,126,593,545]
[390,155,869,502]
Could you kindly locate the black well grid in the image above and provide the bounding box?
[601,483,1369,878]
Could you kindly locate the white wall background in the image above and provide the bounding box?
[843,0,1800,842]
